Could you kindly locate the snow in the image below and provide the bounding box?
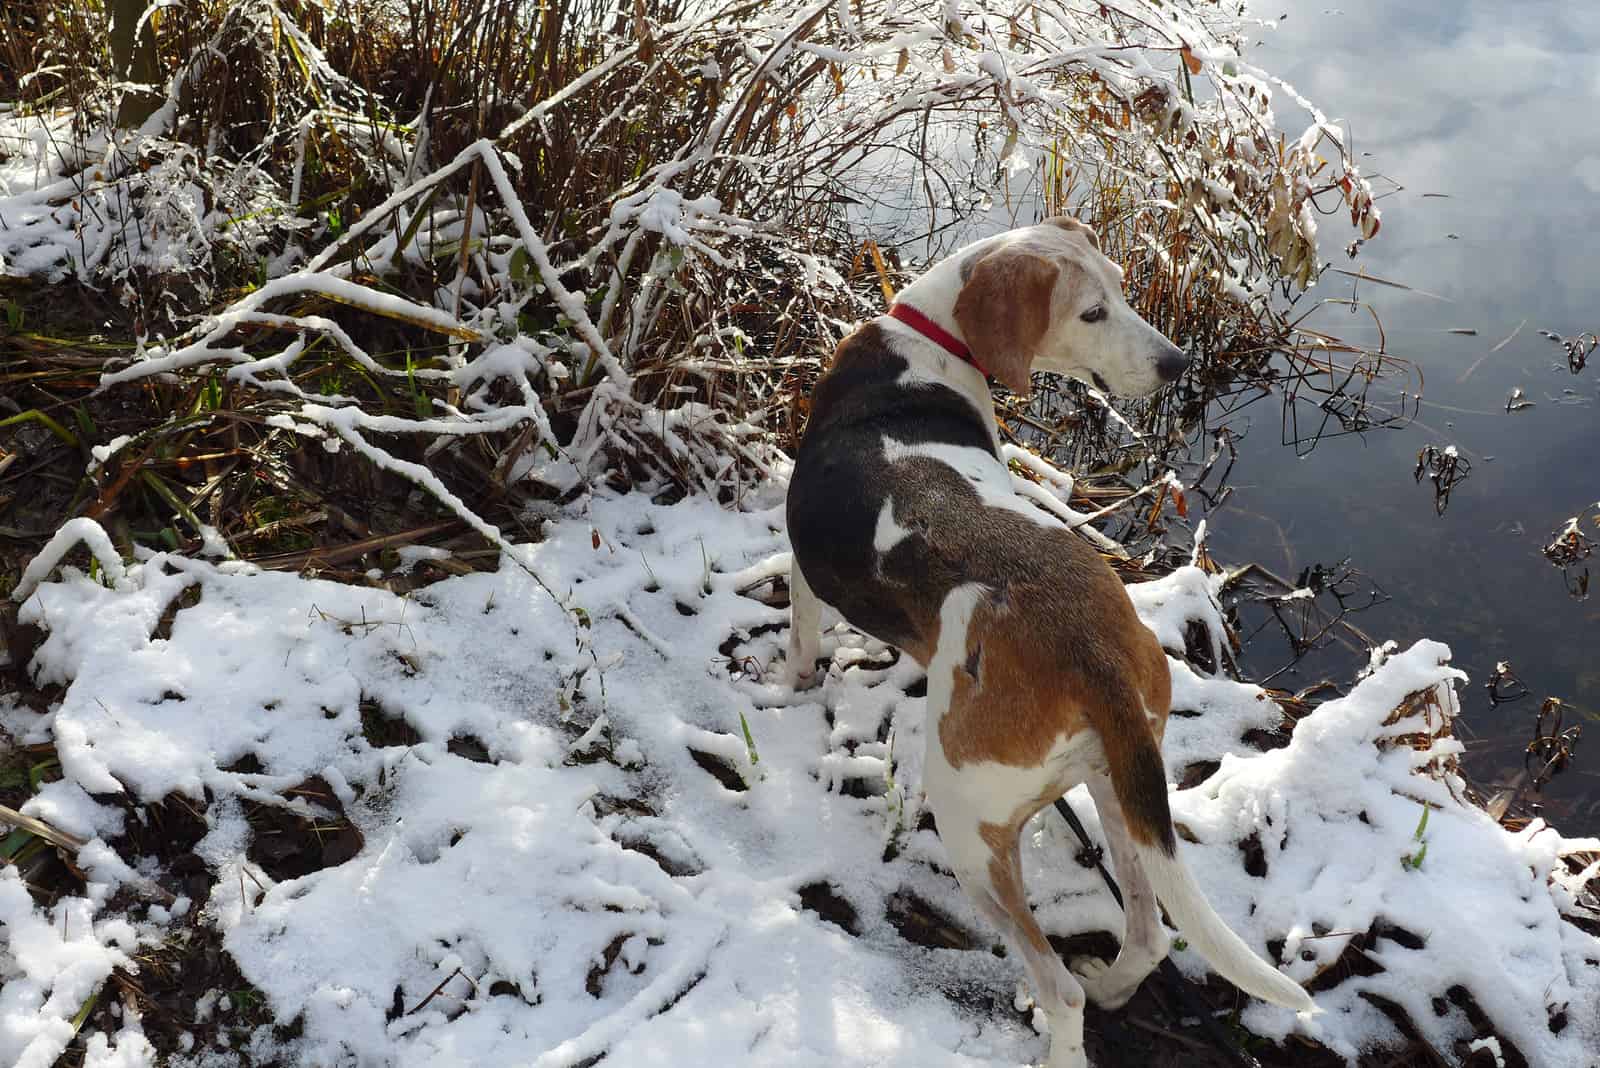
[20,781,125,841]
[0,109,289,292]
[1469,1036,1507,1067]
[614,187,726,251]
[0,4,1587,1062]
[395,545,455,573]
[5,481,1598,1068]
[12,517,130,602]
[90,436,136,466]
[0,868,139,1068]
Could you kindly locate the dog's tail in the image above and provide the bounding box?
[1113,729,1316,1014]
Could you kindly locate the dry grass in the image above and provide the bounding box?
[0,0,1384,584]
[0,11,1547,1064]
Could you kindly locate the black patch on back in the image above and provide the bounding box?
[788,319,1136,689]
[787,323,999,649]
[797,323,996,454]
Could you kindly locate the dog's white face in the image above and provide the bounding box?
[952,217,1188,398]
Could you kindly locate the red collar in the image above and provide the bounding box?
[887,302,989,378]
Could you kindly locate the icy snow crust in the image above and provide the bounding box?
[5,486,1599,1067]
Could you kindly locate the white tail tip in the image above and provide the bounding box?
[1137,842,1316,1014]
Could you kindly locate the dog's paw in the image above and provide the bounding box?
[781,659,820,692]
[1040,1044,1090,1068]
[1068,955,1111,985]
[1069,956,1139,1011]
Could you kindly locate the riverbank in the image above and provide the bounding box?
[4,476,1599,1067]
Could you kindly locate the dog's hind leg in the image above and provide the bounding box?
[1069,776,1171,1009]
[928,782,1089,1068]
[784,559,822,690]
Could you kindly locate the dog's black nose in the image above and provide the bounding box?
[1156,344,1189,383]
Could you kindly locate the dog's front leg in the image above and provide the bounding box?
[784,560,822,690]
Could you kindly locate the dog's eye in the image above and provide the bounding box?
[1079,305,1107,324]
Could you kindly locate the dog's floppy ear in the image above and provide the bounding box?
[953,247,1059,397]
[1043,215,1100,249]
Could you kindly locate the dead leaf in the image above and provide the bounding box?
[864,239,896,305]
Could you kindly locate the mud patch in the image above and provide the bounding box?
[686,747,747,792]
[886,887,978,951]
[447,734,493,763]
[245,776,365,883]
[798,881,862,936]
[109,791,214,907]
[108,921,301,1067]
[361,696,422,748]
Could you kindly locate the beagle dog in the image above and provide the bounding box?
[785,217,1314,1067]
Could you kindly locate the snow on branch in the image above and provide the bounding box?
[13,518,128,603]
[8,0,1389,657]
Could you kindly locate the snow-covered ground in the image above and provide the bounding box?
[4,473,1598,1067]
[3,3,1591,1064]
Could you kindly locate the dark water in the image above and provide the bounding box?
[1210,2,1600,829]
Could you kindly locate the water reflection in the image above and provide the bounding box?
[1219,1,1600,828]
[840,1,1600,827]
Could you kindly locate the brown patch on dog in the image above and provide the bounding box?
[1043,215,1100,249]
[1092,614,1177,855]
[939,593,1093,770]
[1113,726,1178,855]
[938,565,1178,856]
[1128,628,1173,744]
[938,575,1169,768]
[953,247,1059,396]
[979,816,1056,958]
[973,771,1111,969]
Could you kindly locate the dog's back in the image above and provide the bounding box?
[788,321,996,662]
[787,316,1175,843]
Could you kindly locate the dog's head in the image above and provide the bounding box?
[951,216,1188,397]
